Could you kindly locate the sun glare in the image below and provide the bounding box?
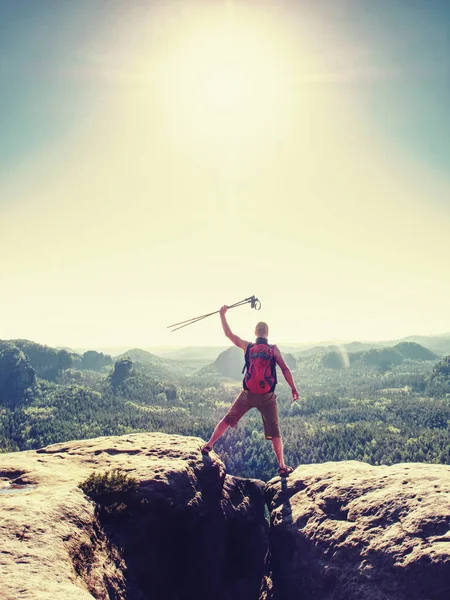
[154,3,301,155]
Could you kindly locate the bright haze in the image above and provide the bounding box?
[1,0,449,349]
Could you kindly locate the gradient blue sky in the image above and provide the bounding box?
[1,0,449,348]
[2,1,449,173]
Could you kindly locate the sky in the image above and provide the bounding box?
[1,0,449,350]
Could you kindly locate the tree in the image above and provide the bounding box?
[0,346,35,408]
[426,356,450,397]
[57,349,73,371]
[322,351,344,369]
[82,351,113,372]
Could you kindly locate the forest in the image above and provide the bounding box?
[1,337,450,482]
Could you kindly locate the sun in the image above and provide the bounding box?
[153,2,301,155]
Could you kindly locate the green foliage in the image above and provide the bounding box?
[426,356,450,397]
[0,345,35,408]
[57,349,73,371]
[322,351,346,370]
[56,368,103,387]
[361,348,404,369]
[0,339,77,380]
[79,469,138,497]
[2,338,450,483]
[321,343,437,373]
[115,349,188,380]
[79,469,138,515]
[81,351,113,372]
[394,342,438,361]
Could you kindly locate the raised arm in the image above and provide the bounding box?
[220,305,250,351]
[273,345,299,401]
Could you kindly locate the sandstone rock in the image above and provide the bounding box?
[265,461,450,600]
[0,433,268,600]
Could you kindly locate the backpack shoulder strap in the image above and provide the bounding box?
[242,343,253,374]
[269,344,278,384]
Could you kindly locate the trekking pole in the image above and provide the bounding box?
[167,296,260,332]
[168,300,252,331]
[168,296,256,329]
[167,295,261,332]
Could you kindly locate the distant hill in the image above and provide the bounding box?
[321,342,439,371]
[0,339,82,379]
[116,349,164,364]
[393,342,438,361]
[115,349,183,380]
[157,346,228,361]
[200,345,297,381]
[114,348,209,379]
[212,346,244,380]
[397,334,450,356]
[295,334,450,359]
[0,340,120,380]
[295,342,387,359]
[79,333,450,362]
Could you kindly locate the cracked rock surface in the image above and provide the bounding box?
[0,433,268,600]
[265,461,450,600]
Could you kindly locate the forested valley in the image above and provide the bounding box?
[1,337,450,481]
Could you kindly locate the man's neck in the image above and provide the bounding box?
[255,337,268,344]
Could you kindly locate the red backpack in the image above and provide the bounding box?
[242,342,277,394]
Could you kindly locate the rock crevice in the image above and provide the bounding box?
[0,433,268,600]
[264,461,450,600]
[2,437,450,600]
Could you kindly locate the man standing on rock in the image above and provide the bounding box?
[201,305,299,476]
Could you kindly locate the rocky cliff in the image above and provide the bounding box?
[265,461,450,600]
[0,433,268,600]
[2,434,450,600]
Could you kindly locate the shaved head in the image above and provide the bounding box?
[255,321,269,338]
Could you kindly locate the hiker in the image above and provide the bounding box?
[201,305,299,476]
